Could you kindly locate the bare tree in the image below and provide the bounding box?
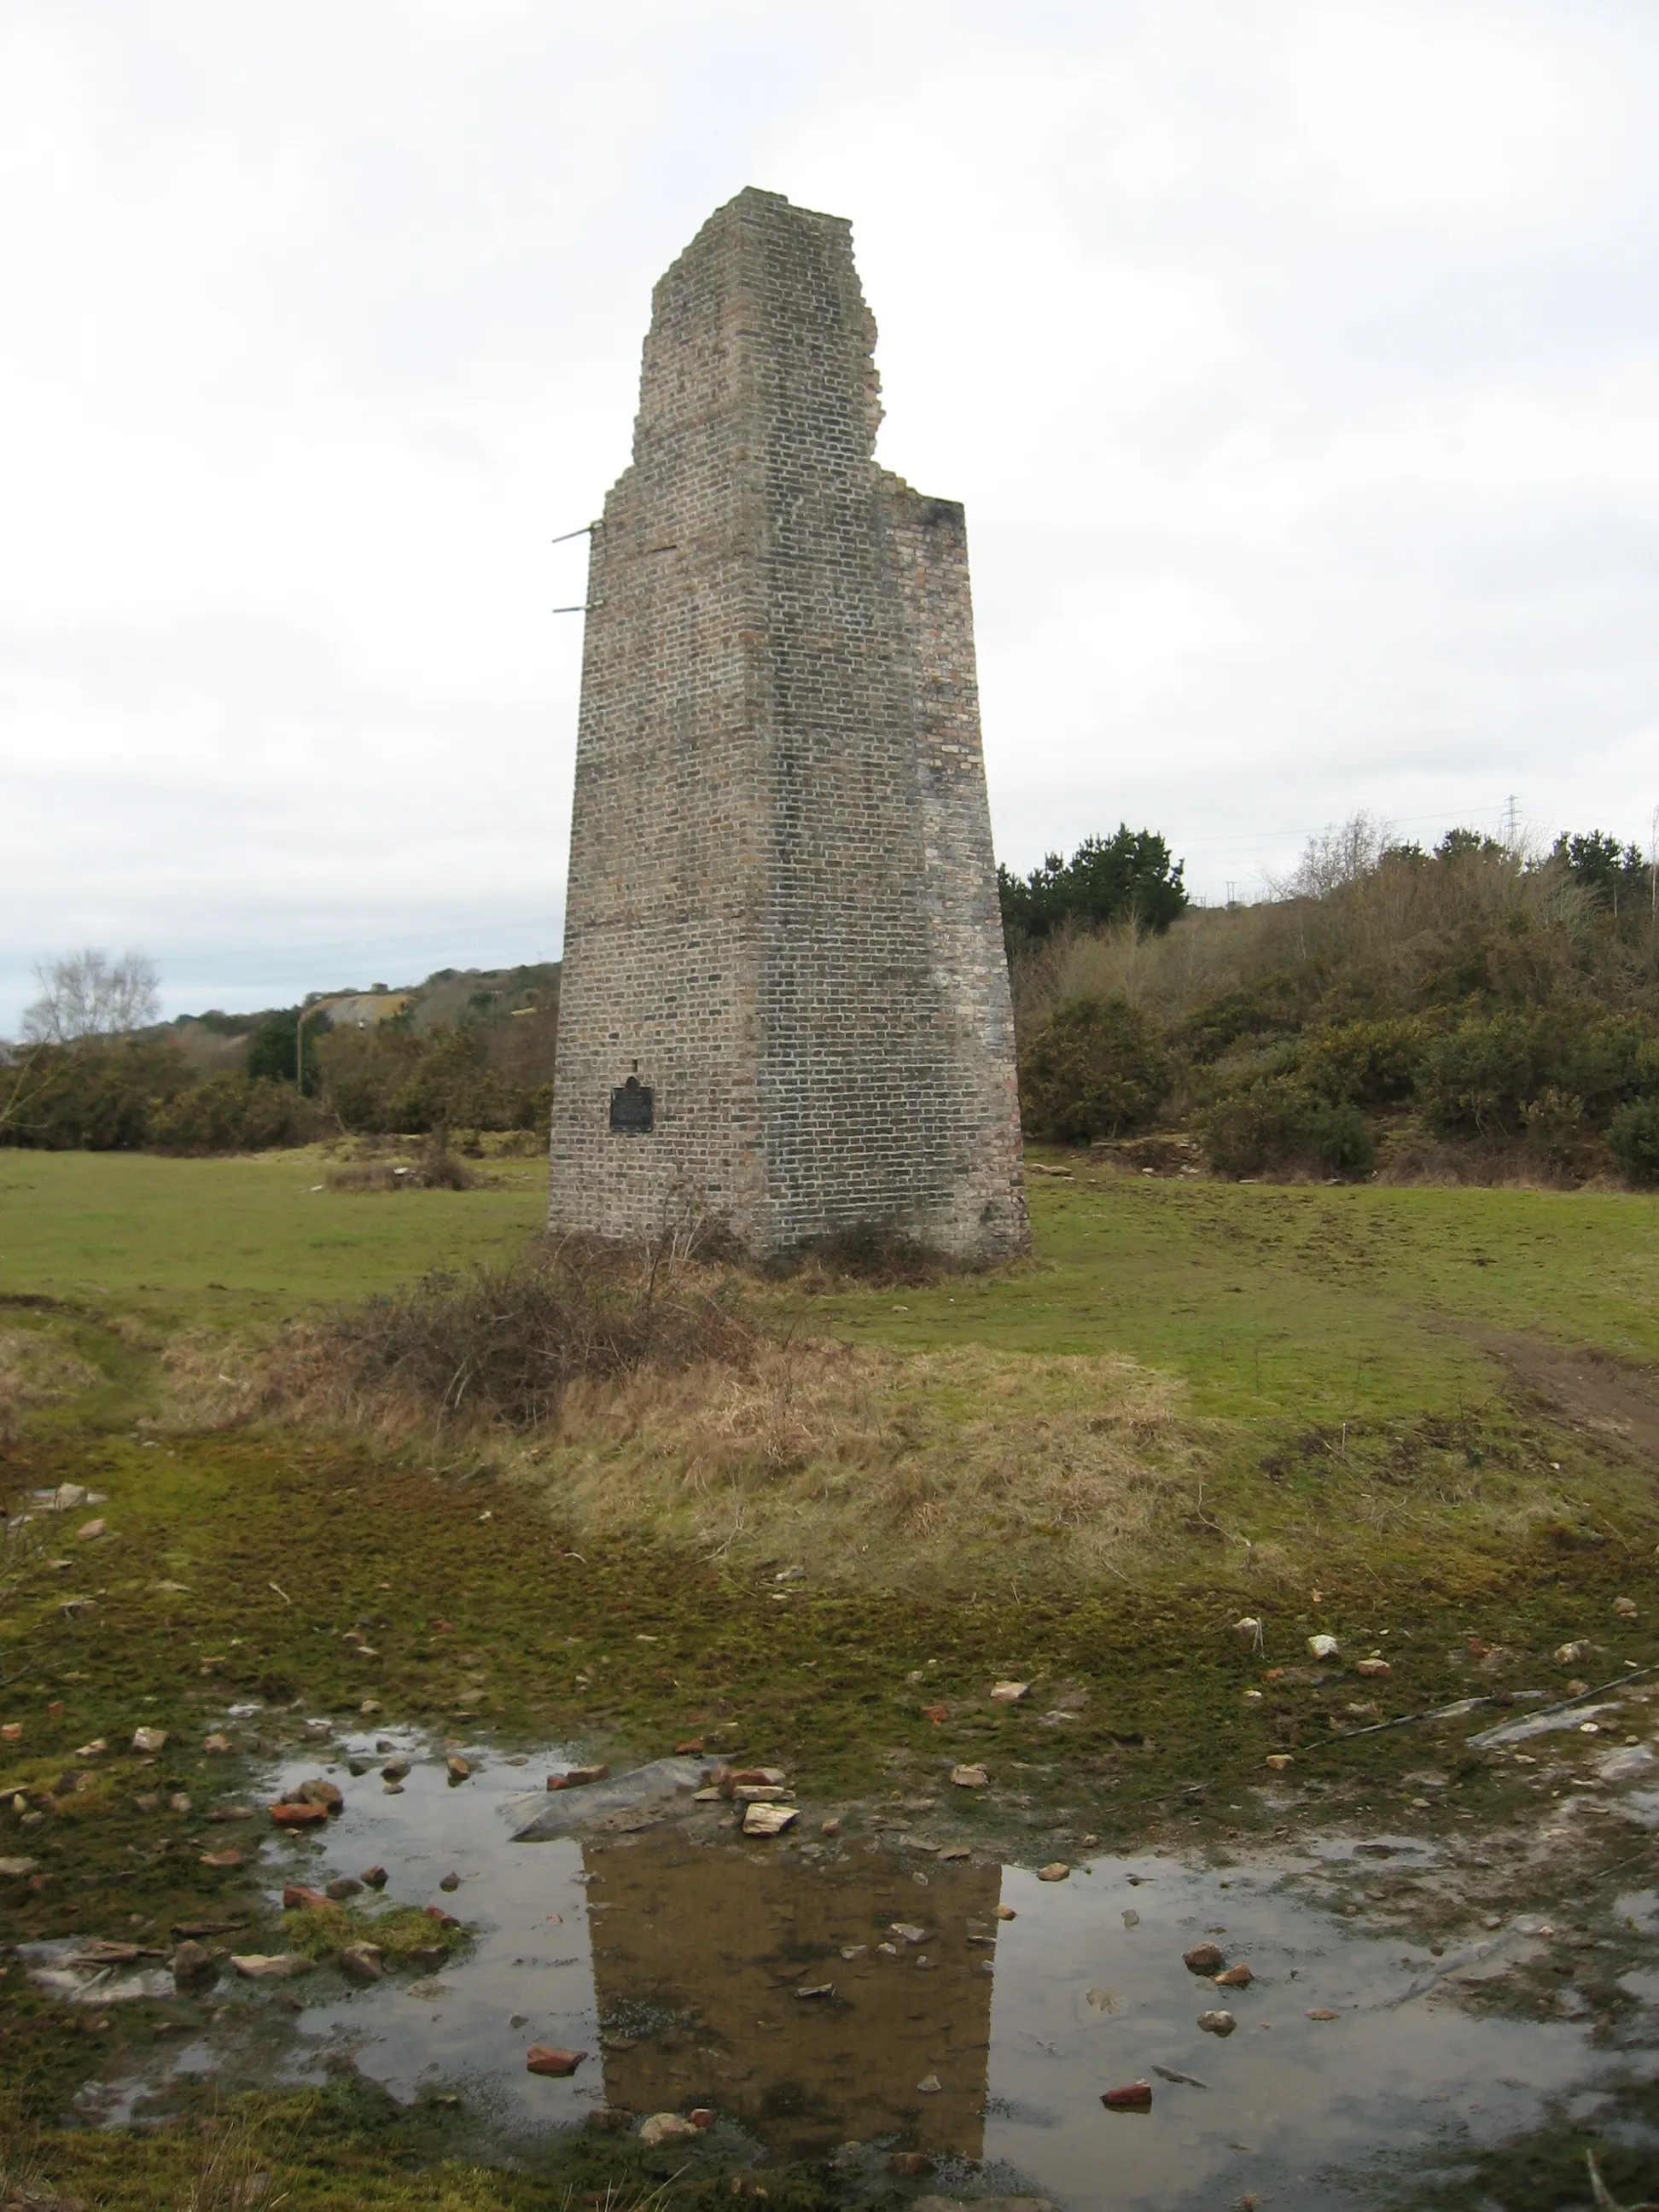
[21,948,160,1043]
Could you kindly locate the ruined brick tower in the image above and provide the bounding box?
[548,188,1027,1259]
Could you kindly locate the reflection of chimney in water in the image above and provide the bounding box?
[583,1833,1000,2158]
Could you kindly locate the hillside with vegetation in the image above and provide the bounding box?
[1007,817,1659,1187]
[0,962,559,1155]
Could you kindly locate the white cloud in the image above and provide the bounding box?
[1,0,1656,1027]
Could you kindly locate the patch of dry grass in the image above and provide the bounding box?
[0,1323,102,1441]
[515,1337,1202,1586]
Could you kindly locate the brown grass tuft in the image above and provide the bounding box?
[0,1324,102,1443]
[524,1337,1201,1586]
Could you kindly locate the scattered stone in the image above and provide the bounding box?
[689,2108,716,2129]
[282,1886,332,1911]
[199,1849,245,1869]
[545,1762,609,1789]
[916,2073,942,2094]
[446,1756,471,1784]
[1306,2007,1338,2022]
[526,2045,585,2076]
[360,1699,382,1715]
[1353,1657,1391,1679]
[1214,1963,1254,1988]
[0,1721,20,1745]
[172,1940,218,1993]
[676,1738,705,1754]
[1556,1640,1592,1665]
[439,1872,461,1893]
[169,1793,192,1814]
[326,1876,363,1901]
[820,1817,841,1837]
[3,1854,42,1879]
[951,1764,988,1789]
[694,1786,723,1802]
[841,1945,868,1959]
[131,1726,166,1754]
[1121,1909,1139,1928]
[382,1757,411,1780]
[339,1943,384,1985]
[888,2153,933,2178]
[585,2107,630,2133]
[891,1923,928,1943]
[1197,2010,1236,2035]
[742,1802,798,1837]
[383,1783,405,1796]
[1037,1862,1069,1882]
[1266,1754,1294,1771]
[990,1681,1028,1703]
[361,1864,388,1889]
[940,1845,972,1862]
[1231,1616,1263,1642]
[290,1778,344,1813]
[132,1794,160,1814]
[733,1784,789,1802]
[74,1738,107,1758]
[1101,2082,1152,2111]
[1614,1596,1639,1619]
[77,1518,107,1541]
[271,1802,329,1829]
[796,1982,835,2000]
[207,1805,254,1823]
[1307,1634,1339,1659]
[231,1953,316,1980]
[203,1733,231,1755]
[1184,1943,1226,1974]
[639,2112,698,2145]
[1151,2065,1208,2088]
[996,1903,1017,1920]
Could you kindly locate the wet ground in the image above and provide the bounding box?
[24,1686,1659,2209]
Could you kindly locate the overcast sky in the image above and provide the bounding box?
[3,0,1656,1030]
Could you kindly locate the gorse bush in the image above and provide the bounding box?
[150,1073,321,1154]
[1608,1099,1659,1187]
[1018,995,1172,1142]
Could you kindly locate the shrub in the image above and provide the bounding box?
[1196,1075,1375,1179]
[1608,1099,1659,1188]
[0,1037,193,1150]
[1297,1016,1428,1108]
[1018,996,1172,1143]
[294,1242,754,1429]
[149,1074,320,1155]
[1520,1087,1590,1179]
[1419,1005,1596,1138]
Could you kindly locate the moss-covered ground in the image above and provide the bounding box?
[3,1151,1659,2204]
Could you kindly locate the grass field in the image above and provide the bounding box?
[0,1147,549,1324]
[3,1150,1659,2204]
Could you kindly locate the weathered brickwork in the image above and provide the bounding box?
[548,189,1027,1259]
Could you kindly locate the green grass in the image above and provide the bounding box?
[0,1148,548,1327]
[816,1161,1659,1420]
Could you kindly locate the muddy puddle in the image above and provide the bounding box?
[38,1711,1659,2208]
